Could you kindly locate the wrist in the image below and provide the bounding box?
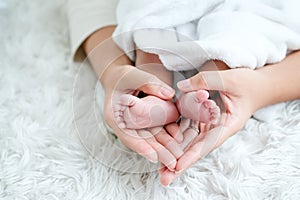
[251,68,275,111]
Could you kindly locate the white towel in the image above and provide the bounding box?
[113,0,300,71]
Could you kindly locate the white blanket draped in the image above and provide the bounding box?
[113,0,300,71]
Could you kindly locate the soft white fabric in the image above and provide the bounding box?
[113,0,300,71]
[67,0,119,61]
[1,0,300,199]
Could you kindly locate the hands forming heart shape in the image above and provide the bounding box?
[104,64,260,186]
[108,71,224,185]
[110,86,228,186]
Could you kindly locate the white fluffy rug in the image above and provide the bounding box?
[1,0,300,199]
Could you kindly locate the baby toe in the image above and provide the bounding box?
[120,94,139,106]
[210,108,220,123]
[194,90,209,102]
[118,122,126,129]
[203,100,213,109]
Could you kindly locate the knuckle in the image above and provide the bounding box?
[140,83,151,92]
[145,75,160,86]
[164,138,175,147]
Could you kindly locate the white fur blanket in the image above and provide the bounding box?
[0,0,300,199]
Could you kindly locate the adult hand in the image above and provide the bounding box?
[83,26,185,170]
[103,64,184,168]
[159,67,269,185]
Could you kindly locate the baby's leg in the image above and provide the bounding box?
[114,94,179,129]
[136,49,173,86]
[201,60,230,98]
[176,90,220,123]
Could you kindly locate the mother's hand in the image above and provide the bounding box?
[83,26,185,170]
[103,64,184,168]
[159,67,269,185]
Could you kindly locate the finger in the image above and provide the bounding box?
[179,127,199,151]
[151,127,184,162]
[177,71,226,93]
[159,122,210,186]
[138,129,178,169]
[158,163,168,176]
[179,118,191,133]
[177,119,198,150]
[159,127,210,186]
[104,100,159,163]
[199,122,209,133]
[122,68,175,100]
[117,128,159,163]
[138,78,175,100]
[175,116,231,173]
[104,96,164,163]
[158,163,184,186]
[160,113,241,186]
[160,169,178,186]
[165,123,183,143]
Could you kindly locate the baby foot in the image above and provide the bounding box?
[114,94,180,129]
[176,90,220,123]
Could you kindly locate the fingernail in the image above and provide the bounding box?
[161,87,175,97]
[175,169,182,174]
[145,153,158,163]
[148,158,158,163]
[177,79,191,90]
[161,180,170,187]
[167,168,175,172]
[166,160,176,171]
[165,183,170,187]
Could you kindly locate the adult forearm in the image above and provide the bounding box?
[83,26,132,89]
[259,50,300,106]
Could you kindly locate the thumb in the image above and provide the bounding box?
[177,71,226,93]
[118,67,175,100]
[138,75,175,100]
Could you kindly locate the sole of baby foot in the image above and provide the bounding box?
[177,90,220,123]
[114,94,179,129]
